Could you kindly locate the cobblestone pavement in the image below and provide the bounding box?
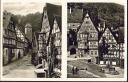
[67,59,106,78]
[67,57,124,78]
[67,64,100,78]
[105,67,124,78]
[3,53,37,78]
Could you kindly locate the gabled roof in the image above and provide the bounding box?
[16,25,24,35]
[99,26,124,44]
[43,3,61,30]
[77,12,99,33]
[16,24,29,41]
[42,3,61,46]
[99,27,118,42]
[83,10,100,28]
[55,15,62,32]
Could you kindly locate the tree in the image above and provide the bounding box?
[13,12,42,33]
[99,37,109,60]
[70,3,124,28]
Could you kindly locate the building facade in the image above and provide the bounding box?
[51,17,61,75]
[117,27,124,68]
[16,37,24,59]
[15,25,28,57]
[37,3,61,77]
[3,11,17,65]
[3,11,29,65]
[99,26,124,67]
[99,27,118,66]
[77,13,98,62]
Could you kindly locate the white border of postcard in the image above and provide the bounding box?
[0,0,127,81]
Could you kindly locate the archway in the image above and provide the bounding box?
[18,51,21,59]
[70,48,76,55]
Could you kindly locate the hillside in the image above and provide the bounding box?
[68,3,124,28]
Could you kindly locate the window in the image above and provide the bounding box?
[86,21,89,24]
[95,51,97,55]
[80,34,82,38]
[91,51,93,55]
[3,17,6,19]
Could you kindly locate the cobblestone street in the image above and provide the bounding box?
[3,53,37,78]
[67,56,124,78]
[105,67,124,78]
[67,59,106,78]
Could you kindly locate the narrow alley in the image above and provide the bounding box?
[3,52,37,78]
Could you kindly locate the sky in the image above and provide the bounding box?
[3,0,61,16]
[3,0,124,16]
[4,2,44,15]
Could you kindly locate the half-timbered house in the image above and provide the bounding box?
[37,3,61,77]
[77,13,99,63]
[3,11,17,65]
[99,27,118,66]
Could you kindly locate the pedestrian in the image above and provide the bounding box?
[75,67,79,74]
[72,66,75,75]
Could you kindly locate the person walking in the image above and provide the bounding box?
[75,67,79,74]
[72,66,75,75]
[37,51,42,64]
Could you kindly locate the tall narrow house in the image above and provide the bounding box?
[77,13,98,63]
[51,16,61,74]
[38,3,61,77]
[99,27,118,66]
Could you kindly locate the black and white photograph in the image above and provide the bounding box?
[0,0,127,81]
[2,1,62,78]
[67,3,125,78]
